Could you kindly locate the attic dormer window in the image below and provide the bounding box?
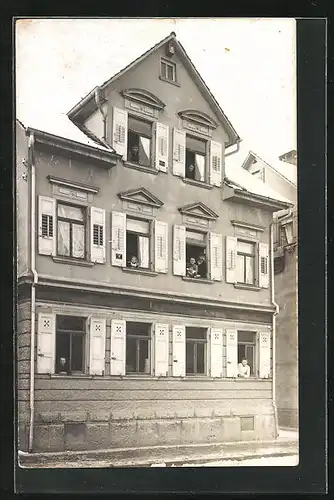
[160,58,177,84]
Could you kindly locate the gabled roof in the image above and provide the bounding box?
[67,32,240,148]
[241,150,297,187]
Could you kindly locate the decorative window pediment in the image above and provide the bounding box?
[178,202,219,221]
[178,110,218,130]
[121,88,166,111]
[118,187,164,208]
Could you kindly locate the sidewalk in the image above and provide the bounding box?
[18,429,298,468]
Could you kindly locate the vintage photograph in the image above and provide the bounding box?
[16,17,298,468]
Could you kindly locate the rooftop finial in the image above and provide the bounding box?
[170,31,176,37]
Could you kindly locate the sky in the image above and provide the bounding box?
[15,18,296,167]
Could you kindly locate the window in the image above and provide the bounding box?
[127,116,152,167]
[185,135,207,182]
[126,322,151,374]
[126,217,150,269]
[280,222,294,246]
[186,327,207,375]
[57,203,85,259]
[161,58,176,82]
[236,240,255,285]
[55,315,86,374]
[185,229,208,279]
[237,331,256,376]
[274,256,285,274]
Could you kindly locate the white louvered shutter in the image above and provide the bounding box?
[259,242,269,288]
[172,325,186,377]
[154,220,168,273]
[37,312,56,374]
[155,122,169,172]
[154,323,169,376]
[226,329,238,378]
[226,236,238,283]
[110,320,126,376]
[209,232,223,281]
[38,196,56,256]
[112,107,128,159]
[89,317,106,375]
[90,207,106,264]
[210,328,223,378]
[172,128,186,177]
[111,211,126,267]
[258,331,271,378]
[173,225,186,276]
[209,140,223,187]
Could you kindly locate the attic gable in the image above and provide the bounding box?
[117,187,163,208]
[178,202,219,220]
[67,32,240,148]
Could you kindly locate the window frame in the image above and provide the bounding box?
[185,134,208,183]
[56,201,86,260]
[125,216,152,270]
[160,58,177,83]
[185,228,209,280]
[55,315,87,375]
[127,114,153,168]
[236,239,256,285]
[185,327,208,376]
[125,322,152,375]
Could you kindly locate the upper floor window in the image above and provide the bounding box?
[185,229,208,279]
[57,203,85,259]
[126,217,150,269]
[185,135,207,182]
[160,58,177,82]
[127,115,152,167]
[236,240,256,285]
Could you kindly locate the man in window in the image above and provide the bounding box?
[185,162,196,180]
[237,358,250,378]
[186,257,198,278]
[196,253,207,278]
[128,144,139,163]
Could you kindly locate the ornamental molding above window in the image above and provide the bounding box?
[122,88,166,113]
[178,202,219,221]
[47,175,99,194]
[178,109,218,132]
[117,187,164,209]
[231,220,264,233]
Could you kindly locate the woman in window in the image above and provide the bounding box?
[196,254,207,278]
[186,257,198,278]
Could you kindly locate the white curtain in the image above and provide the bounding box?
[138,236,149,268]
[72,224,85,258]
[195,154,205,182]
[58,221,70,256]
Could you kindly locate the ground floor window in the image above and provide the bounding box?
[186,327,207,375]
[126,322,151,374]
[185,230,208,279]
[55,315,86,374]
[126,218,150,269]
[237,331,256,376]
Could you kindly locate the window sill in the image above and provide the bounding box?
[122,267,158,277]
[159,75,180,87]
[182,178,213,190]
[52,256,95,267]
[50,374,93,379]
[233,283,261,291]
[182,276,214,284]
[124,161,158,175]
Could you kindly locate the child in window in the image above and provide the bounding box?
[128,255,139,268]
[186,257,198,278]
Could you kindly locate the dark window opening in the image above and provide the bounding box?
[236,240,255,284]
[185,135,206,182]
[55,315,85,374]
[126,218,150,269]
[185,230,207,279]
[186,327,207,375]
[274,255,285,274]
[127,116,152,167]
[126,322,151,374]
[237,331,256,376]
[57,203,85,259]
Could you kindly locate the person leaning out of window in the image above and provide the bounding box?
[186,257,198,278]
[237,358,250,378]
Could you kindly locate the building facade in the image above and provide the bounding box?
[17,33,291,453]
[240,149,298,429]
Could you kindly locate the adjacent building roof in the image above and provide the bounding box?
[67,32,241,149]
[241,150,297,186]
